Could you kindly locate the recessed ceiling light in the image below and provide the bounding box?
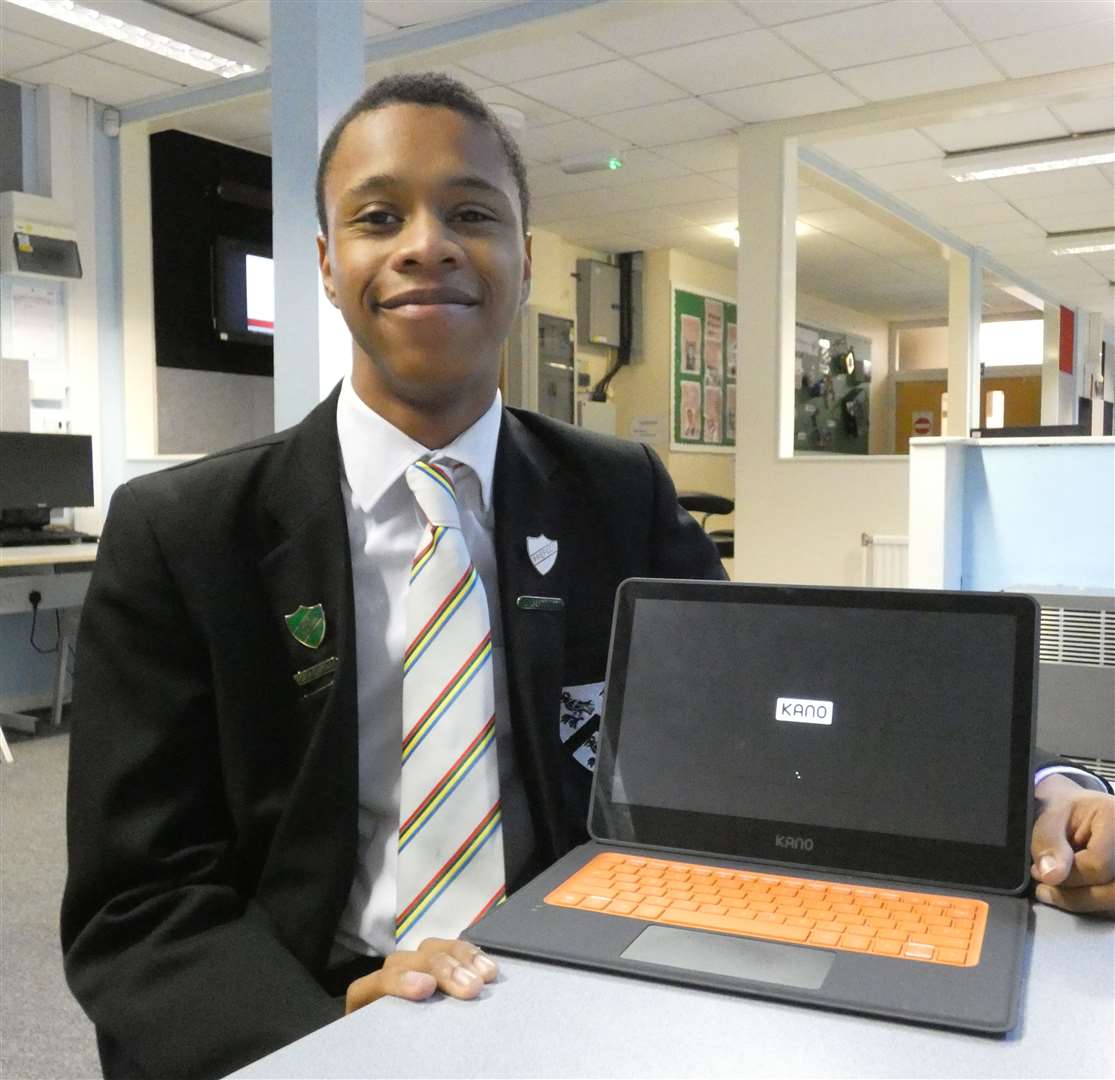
[8,0,261,78]
[943,130,1115,182]
[1046,228,1115,256]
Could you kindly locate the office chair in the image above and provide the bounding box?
[676,491,734,560]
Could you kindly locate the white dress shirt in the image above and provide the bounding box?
[332,376,508,958]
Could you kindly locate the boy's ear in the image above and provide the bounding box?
[317,234,337,306]
[520,232,532,306]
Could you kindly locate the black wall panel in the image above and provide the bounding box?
[150,129,272,376]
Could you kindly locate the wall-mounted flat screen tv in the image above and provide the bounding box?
[212,236,273,345]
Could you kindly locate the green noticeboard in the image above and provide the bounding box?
[672,285,736,453]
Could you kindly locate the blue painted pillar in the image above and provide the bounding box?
[270,0,364,429]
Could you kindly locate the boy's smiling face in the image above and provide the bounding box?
[318,103,531,446]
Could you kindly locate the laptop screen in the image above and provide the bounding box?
[590,581,1036,894]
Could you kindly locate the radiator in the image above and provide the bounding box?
[861,533,909,588]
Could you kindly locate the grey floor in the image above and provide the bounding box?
[1,720,102,1080]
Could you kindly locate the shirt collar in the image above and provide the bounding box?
[336,375,502,514]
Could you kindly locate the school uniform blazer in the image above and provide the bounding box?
[60,384,725,1080]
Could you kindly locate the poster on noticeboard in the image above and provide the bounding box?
[671,285,736,453]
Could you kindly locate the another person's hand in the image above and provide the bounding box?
[345,938,498,1013]
[1030,774,1115,917]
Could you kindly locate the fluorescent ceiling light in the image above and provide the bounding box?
[944,130,1115,182]
[704,220,812,246]
[8,0,264,79]
[1046,228,1115,256]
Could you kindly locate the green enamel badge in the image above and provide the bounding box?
[284,604,326,650]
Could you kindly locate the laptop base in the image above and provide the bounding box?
[468,842,1031,1036]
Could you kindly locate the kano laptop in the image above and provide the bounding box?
[468,579,1037,1034]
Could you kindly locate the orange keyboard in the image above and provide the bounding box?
[545,852,987,967]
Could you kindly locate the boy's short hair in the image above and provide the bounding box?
[315,72,530,235]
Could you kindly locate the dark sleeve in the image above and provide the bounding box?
[641,444,729,582]
[61,484,342,1080]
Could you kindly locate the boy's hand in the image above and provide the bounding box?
[345,938,499,1013]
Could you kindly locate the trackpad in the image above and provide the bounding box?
[621,925,834,989]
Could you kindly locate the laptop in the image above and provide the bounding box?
[468,579,1037,1034]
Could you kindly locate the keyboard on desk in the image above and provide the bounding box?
[545,851,987,967]
[0,528,98,547]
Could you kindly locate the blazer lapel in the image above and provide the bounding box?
[256,388,359,963]
[494,410,581,864]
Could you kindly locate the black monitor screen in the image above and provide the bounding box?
[0,432,94,511]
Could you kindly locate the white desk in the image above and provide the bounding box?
[233,904,1113,1079]
[0,543,97,736]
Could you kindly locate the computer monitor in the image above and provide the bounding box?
[0,432,94,528]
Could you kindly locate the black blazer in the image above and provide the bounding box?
[61,387,724,1079]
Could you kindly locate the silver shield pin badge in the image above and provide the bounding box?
[526,534,558,576]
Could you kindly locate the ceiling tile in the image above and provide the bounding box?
[510,59,682,118]
[591,98,737,146]
[13,52,180,105]
[1052,95,1115,135]
[83,41,221,87]
[1080,251,1115,276]
[960,220,1046,245]
[898,181,1002,211]
[774,1,969,69]
[737,1,876,26]
[932,202,1028,228]
[197,0,269,41]
[706,168,738,190]
[1007,189,1115,223]
[672,198,739,225]
[0,29,69,74]
[637,29,817,95]
[654,134,739,174]
[986,165,1112,200]
[582,1,757,55]
[856,158,953,191]
[920,107,1067,153]
[171,94,272,141]
[706,73,862,123]
[516,119,631,164]
[0,3,107,48]
[940,0,1111,42]
[543,226,643,254]
[983,18,1115,78]
[365,59,492,90]
[556,207,696,236]
[526,163,632,198]
[533,172,732,221]
[836,46,1004,102]
[457,32,616,83]
[365,1,507,28]
[819,129,942,169]
[1031,210,1115,234]
[477,86,568,128]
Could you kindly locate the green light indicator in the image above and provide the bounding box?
[608,157,623,170]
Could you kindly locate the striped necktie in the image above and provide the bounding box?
[396,459,505,944]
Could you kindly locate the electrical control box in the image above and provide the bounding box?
[576,259,620,348]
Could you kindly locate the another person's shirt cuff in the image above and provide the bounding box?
[1034,765,1113,795]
